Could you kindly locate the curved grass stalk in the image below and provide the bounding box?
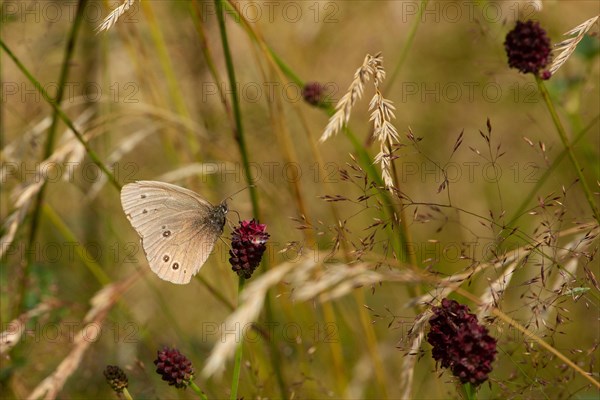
[213,2,276,398]
[217,4,408,396]
[2,0,102,316]
[256,47,351,392]
[214,1,259,217]
[535,76,600,223]
[229,276,245,400]
[457,289,600,390]
[385,0,429,92]
[508,115,599,226]
[140,1,199,157]
[0,41,120,190]
[42,205,111,285]
[190,1,287,396]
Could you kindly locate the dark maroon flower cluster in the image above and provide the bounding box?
[504,20,552,79]
[154,347,194,389]
[229,219,270,279]
[302,82,325,106]
[104,365,128,393]
[427,298,497,386]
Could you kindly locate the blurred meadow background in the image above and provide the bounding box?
[1,0,599,399]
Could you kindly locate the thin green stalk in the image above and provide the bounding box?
[342,122,407,260]
[217,5,403,396]
[508,115,599,226]
[385,0,428,92]
[230,276,245,400]
[140,1,199,157]
[214,0,259,217]
[213,2,277,399]
[378,0,425,276]
[213,6,248,400]
[461,383,477,400]
[122,388,134,400]
[536,75,600,223]
[189,0,233,123]
[42,205,111,285]
[190,381,209,400]
[220,0,406,260]
[9,0,88,315]
[260,44,408,261]
[196,275,236,310]
[0,40,120,191]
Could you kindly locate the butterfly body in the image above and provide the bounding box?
[120,180,227,284]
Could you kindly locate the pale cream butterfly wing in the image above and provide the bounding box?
[120,181,227,284]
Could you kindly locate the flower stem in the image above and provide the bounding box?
[230,276,246,400]
[508,115,599,225]
[212,2,250,398]
[536,75,600,222]
[385,0,428,92]
[122,388,134,400]
[140,1,198,156]
[214,2,287,398]
[461,382,477,400]
[189,381,208,400]
[214,0,259,217]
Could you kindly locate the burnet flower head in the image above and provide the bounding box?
[302,82,325,106]
[504,20,552,79]
[229,219,270,279]
[427,298,497,386]
[104,365,128,393]
[154,347,195,389]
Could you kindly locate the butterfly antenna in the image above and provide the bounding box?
[223,185,255,202]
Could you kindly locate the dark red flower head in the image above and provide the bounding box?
[104,365,128,393]
[504,20,552,78]
[229,219,270,279]
[302,82,325,106]
[154,347,194,389]
[427,298,497,386]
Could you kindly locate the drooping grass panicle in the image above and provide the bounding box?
[320,53,400,189]
[95,0,138,33]
[201,258,301,378]
[370,90,399,189]
[319,53,380,142]
[549,15,599,75]
[201,253,419,379]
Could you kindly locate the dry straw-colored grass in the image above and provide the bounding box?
[95,0,137,33]
[26,275,138,400]
[550,15,599,75]
[319,53,399,188]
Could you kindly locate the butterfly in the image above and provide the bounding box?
[120,180,227,284]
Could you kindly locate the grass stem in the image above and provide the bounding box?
[536,75,600,223]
